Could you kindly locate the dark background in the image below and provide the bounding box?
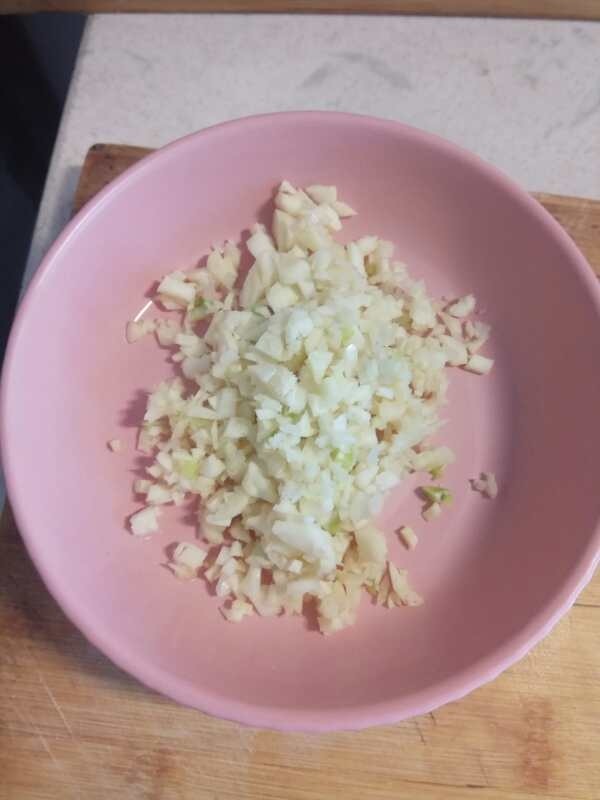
[0,13,85,360]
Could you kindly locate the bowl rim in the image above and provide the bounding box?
[2,110,600,732]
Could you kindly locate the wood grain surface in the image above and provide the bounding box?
[6,0,600,17]
[1,143,599,800]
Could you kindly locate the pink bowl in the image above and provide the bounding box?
[3,112,600,731]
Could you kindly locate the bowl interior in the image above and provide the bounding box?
[3,113,600,730]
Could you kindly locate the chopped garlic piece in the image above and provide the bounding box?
[155,319,180,346]
[471,472,498,499]
[108,438,122,452]
[147,484,174,505]
[438,311,463,340]
[376,572,391,605]
[465,354,494,375]
[130,506,161,536]
[440,334,468,366]
[169,542,207,580]
[422,502,442,522]
[157,274,196,307]
[420,486,452,505]
[223,599,254,623]
[389,563,423,606]
[447,294,475,318]
[332,199,357,218]
[305,184,337,205]
[126,319,155,343]
[397,525,418,551]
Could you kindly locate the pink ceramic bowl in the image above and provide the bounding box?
[2,113,600,731]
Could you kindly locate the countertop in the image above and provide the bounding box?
[25,13,600,286]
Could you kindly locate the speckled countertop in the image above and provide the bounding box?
[24,13,600,286]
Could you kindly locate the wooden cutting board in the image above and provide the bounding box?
[1,144,599,800]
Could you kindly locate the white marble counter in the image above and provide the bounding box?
[25,13,600,285]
